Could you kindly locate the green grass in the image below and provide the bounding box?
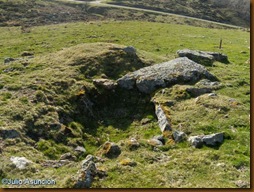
[0,20,250,188]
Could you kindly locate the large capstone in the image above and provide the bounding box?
[117,57,217,94]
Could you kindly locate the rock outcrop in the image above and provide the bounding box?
[117,57,217,94]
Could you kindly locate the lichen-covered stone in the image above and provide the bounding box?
[147,138,163,147]
[102,142,121,158]
[202,133,224,146]
[117,57,217,94]
[173,131,186,143]
[155,105,172,133]
[177,49,229,65]
[74,155,97,188]
[188,136,203,148]
[126,138,140,151]
[177,49,215,66]
[93,78,117,90]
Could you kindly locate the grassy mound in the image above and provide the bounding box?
[0,20,249,188]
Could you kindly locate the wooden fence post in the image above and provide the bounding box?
[219,38,222,49]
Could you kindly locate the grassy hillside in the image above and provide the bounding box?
[107,0,250,27]
[0,0,244,29]
[0,19,250,188]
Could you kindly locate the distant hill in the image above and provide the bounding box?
[108,0,250,27]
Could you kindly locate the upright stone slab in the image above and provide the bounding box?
[155,105,172,133]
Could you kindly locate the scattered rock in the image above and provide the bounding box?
[140,118,152,125]
[93,78,117,90]
[188,136,203,148]
[186,87,212,97]
[188,133,224,148]
[41,160,71,168]
[117,57,217,94]
[206,51,229,63]
[202,133,224,146]
[0,129,20,139]
[152,135,165,145]
[4,57,15,64]
[101,142,121,158]
[74,155,97,188]
[173,131,186,143]
[155,105,172,132]
[123,46,136,54]
[60,152,77,161]
[208,93,217,97]
[75,146,87,155]
[10,156,32,169]
[147,138,163,147]
[177,49,215,66]
[21,51,34,57]
[234,180,249,188]
[195,79,221,88]
[119,158,137,166]
[126,138,140,150]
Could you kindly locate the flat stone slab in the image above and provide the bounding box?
[177,49,229,65]
[117,57,217,94]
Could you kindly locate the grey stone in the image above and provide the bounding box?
[74,155,97,188]
[102,142,121,158]
[195,79,221,89]
[188,136,203,148]
[173,131,186,143]
[234,180,249,188]
[75,146,86,153]
[201,133,224,146]
[10,156,32,169]
[60,152,77,161]
[188,133,224,148]
[153,135,165,145]
[117,57,217,94]
[208,93,217,97]
[126,138,140,150]
[93,78,117,90]
[155,105,172,133]
[4,57,15,64]
[123,46,136,54]
[177,49,229,65]
[206,51,229,63]
[140,118,152,125]
[147,138,163,147]
[41,160,71,168]
[186,87,212,97]
[177,49,215,66]
[21,51,34,57]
